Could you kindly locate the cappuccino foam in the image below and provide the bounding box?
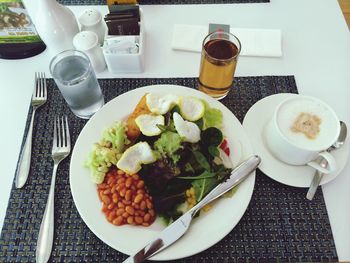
[276,97,339,151]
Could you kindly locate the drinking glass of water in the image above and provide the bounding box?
[50,50,105,119]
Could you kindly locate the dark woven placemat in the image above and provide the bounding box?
[59,0,269,5]
[0,76,337,262]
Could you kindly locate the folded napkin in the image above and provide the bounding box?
[172,24,282,57]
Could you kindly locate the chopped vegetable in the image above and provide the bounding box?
[86,122,128,184]
[86,144,118,184]
[102,121,128,153]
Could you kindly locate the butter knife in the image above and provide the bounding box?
[123,155,261,263]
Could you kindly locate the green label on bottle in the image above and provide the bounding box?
[0,0,42,44]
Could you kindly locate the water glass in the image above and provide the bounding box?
[198,31,241,100]
[50,50,104,119]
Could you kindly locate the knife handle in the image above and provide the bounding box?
[191,155,261,214]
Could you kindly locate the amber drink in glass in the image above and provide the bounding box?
[198,31,241,99]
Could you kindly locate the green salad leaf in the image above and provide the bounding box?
[154,131,183,164]
[201,100,223,130]
[192,176,219,202]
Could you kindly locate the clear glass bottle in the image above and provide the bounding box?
[0,0,46,59]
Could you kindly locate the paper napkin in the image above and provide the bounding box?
[172,24,282,57]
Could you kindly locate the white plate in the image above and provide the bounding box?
[243,93,349,188]
[70,85,255,260]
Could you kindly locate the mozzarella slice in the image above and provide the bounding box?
[146,93,179,114]
[117,142,156,174]
[179,96,205,121]
[173,112,200,143]
[135,114,164,136]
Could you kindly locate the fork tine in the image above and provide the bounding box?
[34,72,39,97]
[61,116,66,147]
[42,72,47,99]
[53,116,57,148]
[57,116,62,147]
[65,116,71,149]
[40,72,45,97]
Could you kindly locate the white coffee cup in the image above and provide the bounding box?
[264,95,340,174]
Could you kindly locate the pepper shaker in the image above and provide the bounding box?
[78,9,107,46]
[73,31,106,73]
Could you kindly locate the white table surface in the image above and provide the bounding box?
[1,0,350,260]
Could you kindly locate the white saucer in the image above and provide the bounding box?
[242,93,349,188]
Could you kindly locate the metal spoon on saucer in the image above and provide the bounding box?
[306,121,347,200]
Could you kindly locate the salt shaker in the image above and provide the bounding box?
[73,31,106,73]
[78,9,107,46]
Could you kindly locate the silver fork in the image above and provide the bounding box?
[36,116,71,263]
[15,72,47,188]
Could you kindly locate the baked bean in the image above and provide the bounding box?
[149,209,155,217]
[136,180,144,189]
[98,183,108,190]
[119,188,126,197]
[117,169,124,175]
[144,213,151,222]
[136,189,144,195]
[103,189,111,195]
[122,200,131,205]
[125,190,132,201]
[97,169,156,227]
[113,216,123,225]
[134,194,143,204]
[127,216,134,224]
[125,177,133,188]
[107,203,115,210]
[116,208,124,216]
[146,199,153,209]
[126,206,134,215]
[140,201,146,210]
[135,216,143,224]
[102,195,111,205]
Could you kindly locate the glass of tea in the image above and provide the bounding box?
[198,31,241,99]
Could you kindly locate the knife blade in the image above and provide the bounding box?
[123,155,261,263]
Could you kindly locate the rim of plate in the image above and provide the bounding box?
[69,84,255,260]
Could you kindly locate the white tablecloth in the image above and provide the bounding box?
[1,0,349,260]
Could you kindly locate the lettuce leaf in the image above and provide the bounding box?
[154,131,183,163]
[201,100,223,130]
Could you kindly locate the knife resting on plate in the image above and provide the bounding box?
[123,155,261,263]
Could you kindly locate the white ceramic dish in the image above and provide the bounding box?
[243,93,349,188]
[70,85,255,260]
